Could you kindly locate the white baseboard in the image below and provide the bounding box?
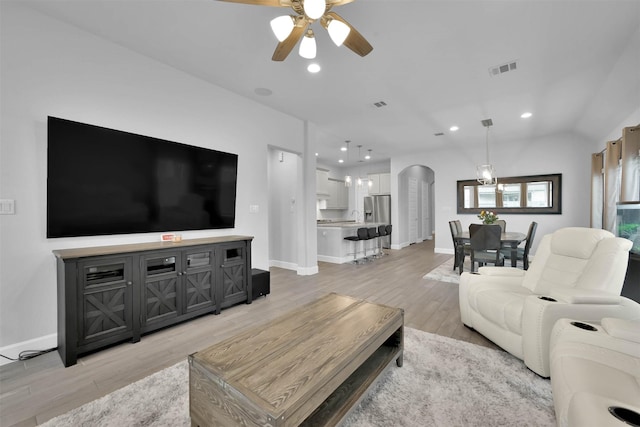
[269,260,318,276]
[0,333,57,367]
[269,260,297,271]
[317,255,349,264]
[435,248,455,255]
[297,265,319,276]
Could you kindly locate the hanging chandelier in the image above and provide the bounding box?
[477,119,497,186]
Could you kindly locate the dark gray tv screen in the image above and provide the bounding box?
[47,116,238,238]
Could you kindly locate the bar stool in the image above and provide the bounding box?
[385,225,392,251]
[365,227,379,261]
[377,225,388,256]
[344,227,368,263]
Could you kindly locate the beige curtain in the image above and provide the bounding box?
[592,124,640,232]
[620,126,640,202]
[604,140,622,233]
[591,153,604,229]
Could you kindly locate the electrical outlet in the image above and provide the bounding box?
[249,204,259,213]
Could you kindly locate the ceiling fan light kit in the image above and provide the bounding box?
[303,0,326,20]
[270,15,295,41]
[299,29,317,59]
[220,0,372,61]
[327,18,350,46]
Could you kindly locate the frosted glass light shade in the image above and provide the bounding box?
[303,0,326,20]
[476,164,497,185]
[270,15,295,41]
[345,175,352,187]
[299,32,316,59]
[327,19,350,46]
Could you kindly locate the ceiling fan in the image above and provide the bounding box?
[218,0,373,61]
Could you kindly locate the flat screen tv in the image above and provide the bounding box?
[47,116,238,238]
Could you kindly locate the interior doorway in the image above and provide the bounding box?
[397,165,435,248]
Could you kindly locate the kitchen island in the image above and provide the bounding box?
[317,221,388,264]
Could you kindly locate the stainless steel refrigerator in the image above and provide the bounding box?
[364,195,391,247]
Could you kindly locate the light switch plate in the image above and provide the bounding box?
[0,199,15,215]
[249,204,259,213]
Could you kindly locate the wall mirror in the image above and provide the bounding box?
[457,173,562,214]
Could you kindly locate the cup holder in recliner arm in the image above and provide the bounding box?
[570,321,598,331]
[608,406,640,426]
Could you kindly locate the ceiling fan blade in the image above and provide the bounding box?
[272,22,307,61]
[327,0,356,5]
[325,11,373,57]
[217,0,290,7]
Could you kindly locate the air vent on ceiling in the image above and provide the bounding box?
[489,60,517,77]
[434,132,445,136]
[373,101,388,108]
[481,118,493,127]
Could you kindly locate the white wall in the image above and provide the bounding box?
[0,4,306,354]
[268,149,300,270]
[392,132,595,255]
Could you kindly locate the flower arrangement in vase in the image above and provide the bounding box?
[478,210,499,225]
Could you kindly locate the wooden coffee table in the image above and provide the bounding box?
[189,293,404,426]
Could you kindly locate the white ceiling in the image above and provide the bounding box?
[23,0,640,167]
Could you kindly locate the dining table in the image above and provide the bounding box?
[454,230,527,273]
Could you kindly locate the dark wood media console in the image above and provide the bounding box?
[54,235,253,367]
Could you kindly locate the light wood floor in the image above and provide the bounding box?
[0,239,499,427]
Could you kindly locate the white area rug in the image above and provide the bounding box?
[423,258,524,284]
[41,328,554,427]
[423,258,466,283]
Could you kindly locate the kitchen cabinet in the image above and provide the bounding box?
[316,169,329,196]
[368,173,390,194]
[325,178,348,209]
[54,236,252,367]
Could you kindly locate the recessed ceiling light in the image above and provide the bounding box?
[315,152,319,156]
[450,126,459,132]
[338,159,344,163]
[307,63,321,73]
[365,154,371,160]
[521,112,532,119]
[340,147,347,152]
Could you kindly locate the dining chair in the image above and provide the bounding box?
[449,221,461,270]
[500,221,538,270]
[495,219,506,233]
[469,224,505,273]
[450,220,471,271]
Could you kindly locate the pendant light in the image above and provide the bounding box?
[344,140,352,187]
[477,119,497,185]
[367,149,373,188]
[356,144,363,188]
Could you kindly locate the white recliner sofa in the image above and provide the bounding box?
[459,227,637,377]
[550,317,640,427]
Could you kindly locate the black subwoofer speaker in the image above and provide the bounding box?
[251,268,270,300]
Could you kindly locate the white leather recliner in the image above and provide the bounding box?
[459,227,638,377]
[550,317,640,427]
